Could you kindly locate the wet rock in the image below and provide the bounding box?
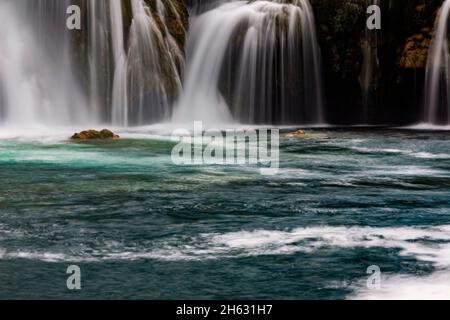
[71,129,119,140]
[145,0,189,53]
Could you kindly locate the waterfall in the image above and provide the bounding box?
[173,0,324,125]
[87,0,185,126]
[0,0,185,127]
[424,0,450,125]
[87,1,116,124]
[360,0,380,124]
[0,0,90,126]
[1,0,324,128]
[125,0,184,125]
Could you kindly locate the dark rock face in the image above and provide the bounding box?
[71,129,119,140]
[310,0,442,125]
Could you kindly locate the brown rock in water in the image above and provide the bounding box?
[286,130,307,138]
[71,129,119,140]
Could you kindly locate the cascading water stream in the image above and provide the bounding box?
[1,0,324,128]
[360,0,380,124]
[87,0,185,126]
[0,0,185,127]
[126,0,185,125]
[424,0,450,125]
[184,0,229,14]
[110,0,128,126]
[173,0,324,125]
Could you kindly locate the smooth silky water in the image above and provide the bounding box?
[0,128,449,299]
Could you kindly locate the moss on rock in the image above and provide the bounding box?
[399,30,432,69]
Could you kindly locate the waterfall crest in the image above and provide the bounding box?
[424,0,450,125]
[173,0,324,125]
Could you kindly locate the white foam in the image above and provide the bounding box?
[0,123,297,142]
[2,225,450,263]
[210,226,450,258]
[401,123,450,131]
[2,224,450,299]
[351,271,450,300]
[351,146,450,160]
[7,251,72,263]
[413,152,450,159]
[369,165,448,176]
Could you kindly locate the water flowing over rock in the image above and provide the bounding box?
[0,0,188,127]
[84,0,188,126]
[360,0,380,123]
[2,0,448,128]
[173,0,325,125]
[424,0,450,125]
[184,0,230,14]
[0,0,90,126]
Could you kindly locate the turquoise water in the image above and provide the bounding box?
[0,128,449,299]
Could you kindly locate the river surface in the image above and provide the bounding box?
[0,127,449,299]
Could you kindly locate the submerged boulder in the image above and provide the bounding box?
[71,129,119,140]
